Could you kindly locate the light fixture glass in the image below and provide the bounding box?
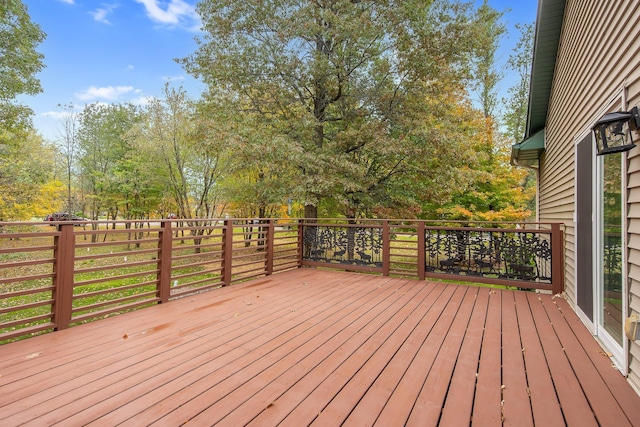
[593,107,639,155]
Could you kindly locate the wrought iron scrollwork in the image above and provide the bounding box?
[425,229,552,283]
[302,225,382,268]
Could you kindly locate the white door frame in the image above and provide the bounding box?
[574,87,629,374]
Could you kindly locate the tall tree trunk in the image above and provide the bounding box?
[304,204,317,219]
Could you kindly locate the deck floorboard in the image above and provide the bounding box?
[1,270,639,426]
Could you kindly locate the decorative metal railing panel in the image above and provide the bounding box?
[302,225,383,268]
[424,228,552,283]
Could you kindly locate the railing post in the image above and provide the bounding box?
[297,220,304,267]
[382,220,390,276]
[551,223,564,295]
[418,221,426,280]
[53,224,75,330]
[222,219,234,286]
[157,220,172,303]
[266,219,274,275]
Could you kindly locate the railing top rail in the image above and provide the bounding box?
[294,218,563,226]
[422,225,554,233]
[0,218,565,227]
[296,220,561,231]
[298,221,381,229]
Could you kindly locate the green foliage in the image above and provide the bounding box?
[211,97,299,217]
[0,131,62,220]
[0,0,58,220]
[0,1,537,223]
[430,19,537,223]
[471,0,506,119]
[183,0,495,219]
[0,0,45,138]
[503,22,535,141]
[130,84,227,219]
[77,102,159,220]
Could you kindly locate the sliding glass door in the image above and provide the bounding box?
[598,151,625,362]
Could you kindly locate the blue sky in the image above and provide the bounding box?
[22,0,537,141]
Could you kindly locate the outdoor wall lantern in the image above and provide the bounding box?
[593,106,640,155]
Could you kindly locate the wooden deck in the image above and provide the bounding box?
[1,270,639,426]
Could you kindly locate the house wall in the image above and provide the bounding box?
[539,0,640,391]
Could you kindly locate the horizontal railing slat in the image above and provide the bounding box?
[0,299,54,315]
[75,259,158,275]
[0,273,55,285]
[73,280,159,300]
[74,269,160,287]
[0,322,55,342]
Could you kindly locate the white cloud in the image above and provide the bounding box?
[163,75,185,81]
[127,65,135,71]
[75,85,136,101]
[134,0,200,29]
[57,0,75,4]
[131,96,155,106]
[42,111,73,120]
[40,101,116,125]
[91,4,119,24]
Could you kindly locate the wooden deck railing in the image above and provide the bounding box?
[0,218,563,343]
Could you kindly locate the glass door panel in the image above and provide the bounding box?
[601,152,623,345]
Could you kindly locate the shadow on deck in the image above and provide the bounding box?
[0,270,639,426]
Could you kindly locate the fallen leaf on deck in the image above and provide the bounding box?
[123,334,128,339]
[26,352,42,359]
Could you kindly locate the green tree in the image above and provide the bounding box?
[77,102,151,224]
[216,100,298,218]
[427,19,537,223]
[183,0,490,220]
[132,84,226,220]
[472,0,506,119]
[503,22,534,141]
[0,0,45,140]
[55,103,83,217]
[0,131,63,220]
[503,22,536,215]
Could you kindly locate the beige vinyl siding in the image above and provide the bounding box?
[626,59,640,391]
[627,96,640,391]
[538,0,640,389]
